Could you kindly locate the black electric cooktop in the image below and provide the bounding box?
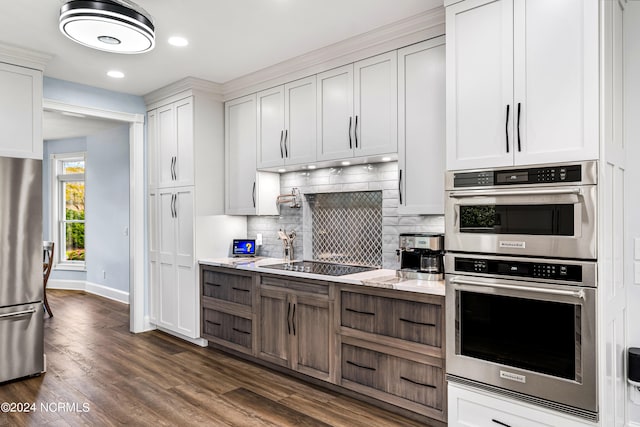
[263,261,376,276]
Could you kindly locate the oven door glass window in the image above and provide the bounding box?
[459,204,574,235]
[459,291,579,380]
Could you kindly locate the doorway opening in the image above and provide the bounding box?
[43,99,145,332]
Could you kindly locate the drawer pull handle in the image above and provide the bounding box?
[346,360,376,371]
[345,308,375,316]
[231,287,250,293]
[399,318,435,327]
[232,328,250,335]
[205,320,221,326]
[400,376,436,389]
[206,283,221,287]
[492,419,511,427]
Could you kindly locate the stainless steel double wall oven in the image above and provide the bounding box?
[444,161,598,421]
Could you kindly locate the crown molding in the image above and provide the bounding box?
[221,7,445,100]
[143,76,223,106]
[0,42,52,71]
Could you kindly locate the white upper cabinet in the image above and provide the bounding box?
[284,76,317,166]
[257,86,285,168]
[226,94,280,215]
[446,0,598,170]
[512,0,598,165]
[317,64,354,161]
[398,37,446,215]
[354,51,398,157]
[147,109,158,189]
[154,97,194,188]
[317,51,398,162]
[257,76,317,169]
[0,63,42,159]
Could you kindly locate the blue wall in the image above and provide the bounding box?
[44,77,146,114]
[85,125,130,292]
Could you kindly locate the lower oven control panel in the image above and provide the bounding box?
[455,258,582,282]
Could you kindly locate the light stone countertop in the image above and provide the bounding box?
[198,257,445,296]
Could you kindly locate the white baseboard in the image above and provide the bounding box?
[142,316,157,332]
[48,279,130,305]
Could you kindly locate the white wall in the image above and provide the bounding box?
[625,2,640,424]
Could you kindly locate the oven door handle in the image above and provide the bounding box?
[448,187,582,198]
[450,277,586,300]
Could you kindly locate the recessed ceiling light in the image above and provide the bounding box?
[341,161,351,166]
[381,157,391,162]
[307,165,316,170]
[278,168,286,173]
[168,36,188,47]
[107,70,125,79]
[59,0,155,54]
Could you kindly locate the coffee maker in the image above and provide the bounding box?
[397,233,444,280]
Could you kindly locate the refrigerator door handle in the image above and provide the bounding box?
[0,308,37,319]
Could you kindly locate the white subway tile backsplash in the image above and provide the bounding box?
[247,161,443,268]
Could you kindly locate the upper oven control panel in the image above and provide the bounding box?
[453,165,581,188]
[446,161,597,189]
[446,254,597,287]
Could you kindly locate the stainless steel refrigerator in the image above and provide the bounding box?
[0,156,43,383]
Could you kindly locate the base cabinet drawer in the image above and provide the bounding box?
[341,344,444,412]
[202,270,253,306]
[202,308,252,349]
[341,291,443,348]
[448,383,594,427]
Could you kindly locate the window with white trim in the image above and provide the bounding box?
[51,152,86,269]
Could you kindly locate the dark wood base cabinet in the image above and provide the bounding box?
[199,265,446,425]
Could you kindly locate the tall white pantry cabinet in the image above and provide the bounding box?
[147,84,229,343]
[445,0,628,426]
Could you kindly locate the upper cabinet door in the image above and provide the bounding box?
[157,97,194,188]
[354,51,398,157]
[225,94,258,215]
[257,86,285,169]
[147,109,158,189]
[157,103,177,188]
[284,76,317,167]
[446,0,514,170]
[316,64,354,161]
[398,38,446,215]
[174,97,194,187]
[0,63,42,159]
[512,0,598,165]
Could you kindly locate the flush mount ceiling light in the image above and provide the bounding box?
[59,0,155,54]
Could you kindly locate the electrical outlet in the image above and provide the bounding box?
[256,233,263,246]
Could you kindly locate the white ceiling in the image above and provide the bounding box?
[0,0,441,96]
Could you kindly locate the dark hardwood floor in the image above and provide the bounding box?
[0,290,432,426]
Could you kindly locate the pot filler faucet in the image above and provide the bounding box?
[278,229,296,262]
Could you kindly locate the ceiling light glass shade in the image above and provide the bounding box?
[59,0,155,54]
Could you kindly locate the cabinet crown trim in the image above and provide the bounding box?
[144,76,223,106]
[0,42,52,71]
[222,8,445,101]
